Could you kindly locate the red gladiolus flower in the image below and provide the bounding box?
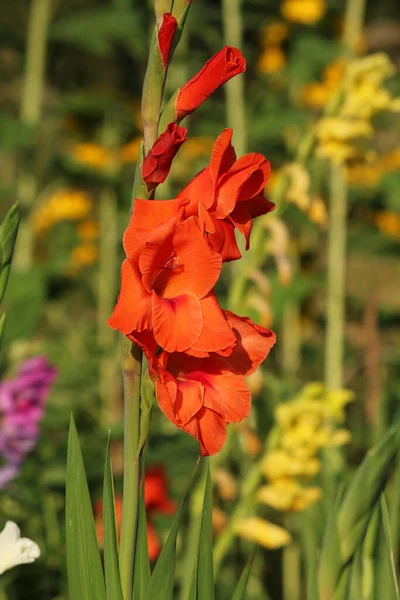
[144,313,276,455]
[158,13,178,68]
[108,215,236,354]
[94,465,176,561]
[142,123,187,189]
[178,128,274,261]
[175,47,246,120]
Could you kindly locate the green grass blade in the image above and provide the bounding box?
[376,495,400,600]
[0,313,5,352]
[231,554,256,600]
[338,426,400,563]
[66,415,106,600]
[146,460,199,600]
[103,435,123,600]
[0,202,20,304]
[197,464,214,600]
[133,469,150,600]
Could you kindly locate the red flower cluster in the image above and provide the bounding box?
[109,45,276,455]
[94,465,176,560]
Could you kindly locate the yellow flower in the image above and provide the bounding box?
[257,47,286,74]
[261,449,321,480]
[33,190,93,233]
[70,243,98,267]
[261,22,289,45]
[315,117,373,163]
[375,211,400,240]
[77,220,99,240]
[308,197,328,228]
[346,162,382,187]
[258,479,322,512]
[285,163,311,211]
[235,517,291,549]
[119,137,142,164]
[180,137,215,161]
[71,143,115,170]
[281,0,326,25]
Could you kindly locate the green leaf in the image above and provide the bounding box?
[146,460,199,600]
[133,469,151,600]
[0,313,5,352]
[66,415,106,600]
[375,495,400,600]
[103,435,123,600]
[0,203,20,305]
[231,554,255,600]
[338,426,400,563]
[197,465,214,600]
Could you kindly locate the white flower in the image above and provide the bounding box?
[0,521,40,575]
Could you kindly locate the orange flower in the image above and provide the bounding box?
[132,129,273,262]
[142,123,187,190]
[94,465,176,561]
[175,47,246,120]
[131,313,275,455]
[108,215,236,354]
[177,128,274,260]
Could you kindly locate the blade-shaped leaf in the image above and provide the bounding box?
[146,460,199,600]
[66,415,106,600]
[103,435,123,600]
[338,426,400,563]
[197,465,214,600]
[133,467,150,600]
[375,495,400,600]
[0,313,5,352]
[231,554,255,600]
[0,202,20,304]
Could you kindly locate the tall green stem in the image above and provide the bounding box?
[14,0,52,271]
[325,162,347,390]
[119,340,142,600]
[221,0,246,156]
[342,0,367,53]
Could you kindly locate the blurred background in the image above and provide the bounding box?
[1,0,400,598]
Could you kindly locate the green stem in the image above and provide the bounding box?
[221,0,246,155]
[98,185,118,428]
[119,339,143,600]
[324,162,347,390]
[283,536,301,600]
[14,0,52,271]
[213,463,262,575]
[342,0,367,53]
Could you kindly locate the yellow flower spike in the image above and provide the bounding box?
[180,137,215,161]
[285,163,311,211]
[301,82,333,109]
[281,0,326,25]
[329,429,352,446]
[32,190,93,233]
[261,449,321,480]
[71,142,114,170]
[257,47,286,74]
[235,517,291,549]
[258,479,322,512]
[214,469,238,502]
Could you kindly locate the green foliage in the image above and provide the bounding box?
[51,7,148,58]
[103,436,123,600]
[0,202,20,305]
[197,465,215,600]
[66,416,106,600]
[133,475,151,600]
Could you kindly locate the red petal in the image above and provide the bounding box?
[151,292,203,352]
[187,291,237,355]
[224,311,276,375]
[157,13,178,68]
[210,129,236,183]
[183,407,227,456]
[108,259,151,334]
[124,199,185,257]
[208,220,241,262]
